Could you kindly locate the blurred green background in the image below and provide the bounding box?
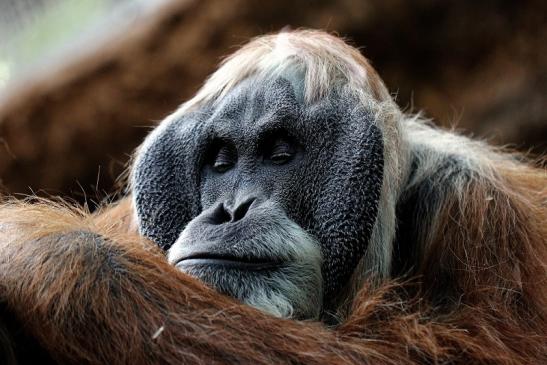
[0,0,126,86]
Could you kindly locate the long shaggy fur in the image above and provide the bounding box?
[0,30,545,364]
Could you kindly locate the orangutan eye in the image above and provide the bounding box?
[261,129,298,166]
[210,144,237,173]
[268,139,295,165]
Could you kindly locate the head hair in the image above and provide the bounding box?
[181,29,391,111]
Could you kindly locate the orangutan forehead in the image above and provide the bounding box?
[206,77,301,127]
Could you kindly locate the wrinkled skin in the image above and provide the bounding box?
[133,76,383,318]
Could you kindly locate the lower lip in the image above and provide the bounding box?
[176,258,282,271]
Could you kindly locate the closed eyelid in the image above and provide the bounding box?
[270,140,293,153]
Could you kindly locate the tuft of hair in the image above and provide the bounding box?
[178,29,391,113]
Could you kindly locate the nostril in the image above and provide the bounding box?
[209,203,232,225]
[231,197,256,222]
[208,198,257,225]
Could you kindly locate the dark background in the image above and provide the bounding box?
[0,0,545,206]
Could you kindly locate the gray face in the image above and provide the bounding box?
[132,76,384,319]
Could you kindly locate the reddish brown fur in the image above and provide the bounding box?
[0,156,545,364]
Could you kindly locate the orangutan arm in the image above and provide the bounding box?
[0,200,543,365]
